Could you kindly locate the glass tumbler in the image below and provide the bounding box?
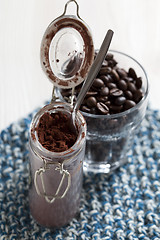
[55,50,149,173]
[28,102,86,228]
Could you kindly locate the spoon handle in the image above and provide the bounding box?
[74,29,114,112]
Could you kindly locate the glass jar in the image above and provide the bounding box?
[28,102,86,228]
[55,50,149,173]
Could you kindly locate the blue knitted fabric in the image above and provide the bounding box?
[0,108,160,240]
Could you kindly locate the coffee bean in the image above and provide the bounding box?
[86,91,98,97]
[110,88,123,97]
[114,96,126,106]
[86,96,97,108]
[105,53,113,60]
[93,78,104,88]
[124,100,136,110]
[127,82,137,93]
[110,104,123,112]
[107,82,117,89]
[97,102,109,114]
[128,68,137,80]
[100,75,112,85]
[108,59,117,68]
[116,68,127,78]
[111,69,120,81]
[136,77,142,89]
[99,67,112,75]
[97,96,108,102]
[124,90,133,99]
[124,77,134,82]
[81,105,91,113]
[117,80,127,91]
[105,101,111,106]
[133,89,143,103]
[100,87,109,96]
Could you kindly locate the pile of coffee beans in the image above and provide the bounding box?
[61,52,144,115]
[58,52,146,164]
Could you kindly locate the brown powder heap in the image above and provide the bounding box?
[36,112,77,152]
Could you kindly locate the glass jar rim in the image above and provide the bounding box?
[29,102,86,161]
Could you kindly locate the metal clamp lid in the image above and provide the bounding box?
[40,0,94,89]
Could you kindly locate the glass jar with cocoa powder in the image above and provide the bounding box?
[28,0,94,228]
[28,102,86,228]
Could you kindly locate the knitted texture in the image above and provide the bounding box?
[0,108,160,240]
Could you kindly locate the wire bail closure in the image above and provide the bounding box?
[34,160,71,204]
[61,0,81,19]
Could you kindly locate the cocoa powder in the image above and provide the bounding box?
[36,112,77,152]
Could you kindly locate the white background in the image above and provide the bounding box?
[0,0,160,130]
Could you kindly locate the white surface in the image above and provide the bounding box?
[0,0,160,130]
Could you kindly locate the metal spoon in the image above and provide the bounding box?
[71,29,114,133]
